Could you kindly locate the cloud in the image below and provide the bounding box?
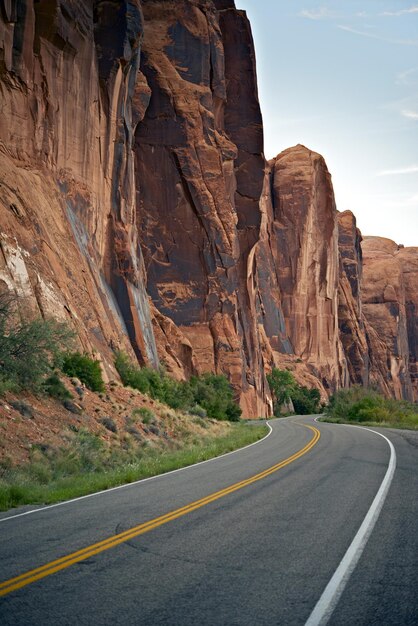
[380,6,418,16]
[377,165,418,176]
[396,67,418,85]
[298,7,337,20]
[337,24,418,46]
[402,109,418,119]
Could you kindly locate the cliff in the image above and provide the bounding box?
[134,0,269,415]
[0,1,417,418]
[361,237,417,401]
[0,0,157,380]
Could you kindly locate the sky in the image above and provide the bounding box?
[237,0,418,246]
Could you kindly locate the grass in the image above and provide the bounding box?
[321,386,418,431]
[0,422,268,512]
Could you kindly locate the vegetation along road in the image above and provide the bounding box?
[0,417,417,625]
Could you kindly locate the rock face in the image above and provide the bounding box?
[0,0,158,378]
[258,146,348,392]
[361,237,416,401]
[338,211,369,386]
[135,0,269,415]
[0,1,417,413]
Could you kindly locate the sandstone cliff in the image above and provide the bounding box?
[0,0,157,379]
[361,237,416,401]
[0,1,417,417]
[337,210,369,386]
[257,145,348,393]
[135,0,269,415]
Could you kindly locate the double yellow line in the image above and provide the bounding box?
[0,424,320,597]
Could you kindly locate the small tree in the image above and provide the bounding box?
[267,368,296,416]
[0,293,73,392]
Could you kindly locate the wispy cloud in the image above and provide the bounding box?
[396,67,418,85]
[402,109,418,119]
[380,6,418,17]
[337,24,418,46]
[377,165,418,176]
[298,7,337,20]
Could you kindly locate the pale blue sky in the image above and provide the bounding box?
[238,0,418,246]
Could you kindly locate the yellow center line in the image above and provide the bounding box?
[0,424,320,597]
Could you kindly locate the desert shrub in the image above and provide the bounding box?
[0,293,73,391]
[324,386,418,427]
[100,416,118,433]
[135,407,155,424]
[62,352,105,392]
[43,373,73,401]
[188,404,207,418]
[267,367,320,416]
[188,373,241,421]
[115,352,241,421]
[291,385,321,415]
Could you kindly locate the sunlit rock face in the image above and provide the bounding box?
[134,0,269,416]
[0,0,159,376]
[1,1,416,412]
[361,237,416,401]
[259,145,348,393]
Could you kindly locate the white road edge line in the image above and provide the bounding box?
[0,421,273,523]
[305,422,396,626]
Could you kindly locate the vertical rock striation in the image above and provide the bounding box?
[135,0,268,415]
[361,237,415,401]
[259,145,348,392]
[0,0,158,375]
[338,210,369,386]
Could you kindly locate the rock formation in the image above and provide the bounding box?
[0,0,157,380]
[135,0,269,415]
[0,1,417,415]
[361,237,416,401]
[338,210,369,386]
[258,145,348,392]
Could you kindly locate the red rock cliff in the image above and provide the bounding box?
[0,0,158,378]
[258,145,348,393]
[361,237,416,401]
[134,0,269,415]
[0,1,416,412]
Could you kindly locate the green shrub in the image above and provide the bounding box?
[115,352,241,421]
[0,293,73,391]
[267,367,320,416]
[291,385,321,415]
[62,352,105,392]
[43,373,73,401]
[325,386,418,429]
[135,407,155,425]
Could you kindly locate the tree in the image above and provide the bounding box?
[0,293,73,392]
[267,368,296,416]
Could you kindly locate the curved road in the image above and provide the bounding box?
[0,416,417,625]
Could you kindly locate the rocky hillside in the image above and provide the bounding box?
[0,0,416,416]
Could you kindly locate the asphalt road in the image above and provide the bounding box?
[0,416,417,625]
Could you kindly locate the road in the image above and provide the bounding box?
[0,416,417,625]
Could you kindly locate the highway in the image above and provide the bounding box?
[0,416,417,625]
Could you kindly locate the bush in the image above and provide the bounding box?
[325,386,418,428]
[267,367,320,416]
[62,352,105,392]
[134,407,155,425]
[43,373,73,402]
[0,293,74,391]
[115,352,241,421]
[291,385,321,415]
[189,373,242,422]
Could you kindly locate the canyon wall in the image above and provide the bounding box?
[0,1,416,414]
[0,0,158,379]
